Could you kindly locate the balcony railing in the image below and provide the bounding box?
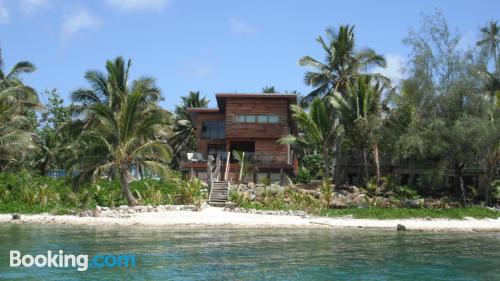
[183,151,292,167]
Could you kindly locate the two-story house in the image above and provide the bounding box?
[182,93,298,185]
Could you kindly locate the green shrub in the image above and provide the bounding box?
[320,179,332,208]
[293,167,312,184]
[302,154,323,179]
[492,180,500,203]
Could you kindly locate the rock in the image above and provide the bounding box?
[338,189,349,196]
[92,209,101,217]
[247,182,255,189]
[403,199,424,208]
[359,188,368,194]
[329,199,348,209]
[352,194,371,208]
[118,205,129,210]
[225,202,237,209]
[385,191,395,197]
[101,207,110,211]
[397,224,406,231]
[128,209,136,214]
[347,186,359,194]
[12,214,21,220]
[95,205,102,211]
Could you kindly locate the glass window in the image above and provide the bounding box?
[257,115,268,123]
[245,115,256,123]
[268,115,279,123]
[235,115,245,123]
[202,120,225,139]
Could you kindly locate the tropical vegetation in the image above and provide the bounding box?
[0,11,498,217]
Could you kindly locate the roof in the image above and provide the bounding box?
[215,92,297,99]
[186,108,219,113]
[215,93,297,112]
[186,93,298,124]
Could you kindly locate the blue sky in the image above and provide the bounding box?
[0,0,499,110]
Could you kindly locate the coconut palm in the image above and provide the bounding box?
[299,25,387,106]
[262,86,276,93]
[333,77,384,182]
[68,57,172,205]
[279,97,342,179]
[170,91,209,168]
[0,50,39,171]
[477,21,500,74]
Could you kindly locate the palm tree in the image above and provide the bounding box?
[262,86,276,93]
[279,97,342,179]
[232,150,256,182]
[0,49,39,171]
[170,91,209,168]
[477,21,500,74]
[333,77,383,182]
[69,57,172,205]
[299,25,387,106]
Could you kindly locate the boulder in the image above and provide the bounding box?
[397,224,406,231]
[329,199,348,209]
[225,202,237,209]
[338,189,349,196]
[352,194,371,208]
[12,214,21,220]
[403,199,424,208]
[347,186,360,194]
[247,182,255,189]
[92,209,101,217]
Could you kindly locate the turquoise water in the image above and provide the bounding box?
[0,225,499,280]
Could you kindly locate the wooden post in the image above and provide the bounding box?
[239,152,245,182]
[280,168,284,186]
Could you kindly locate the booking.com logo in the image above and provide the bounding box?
[9,250,138,271]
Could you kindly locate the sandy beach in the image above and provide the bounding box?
[1,207,500,231]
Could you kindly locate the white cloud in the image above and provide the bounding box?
[19,0,51,15]
[0,4,9,24]
[230,17,258,35]
[105,0,169,12]
[373,54,406,82]
[61,10,101,41]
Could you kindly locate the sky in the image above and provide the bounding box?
[0,0,499,110]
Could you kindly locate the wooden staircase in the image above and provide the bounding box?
[209,181,229,207]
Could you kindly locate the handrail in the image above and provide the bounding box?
[224,151,231,181]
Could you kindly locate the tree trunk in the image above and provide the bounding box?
[119,167,138,206]
[322,145,330,180]
[455,164,467,206]
[373,143,381,184]
[333,138,343,185]
[362,147,369,182]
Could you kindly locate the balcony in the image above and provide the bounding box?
[181,151,293,170]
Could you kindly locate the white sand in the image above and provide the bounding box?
[1,207,500,231]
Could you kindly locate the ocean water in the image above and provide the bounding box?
[0,224,499,280]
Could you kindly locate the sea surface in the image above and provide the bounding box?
[0,224,499,280]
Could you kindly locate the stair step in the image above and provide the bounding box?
[209,181,229,206]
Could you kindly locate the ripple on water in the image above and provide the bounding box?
[0,225,499,280]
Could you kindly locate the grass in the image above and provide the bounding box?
[319,207,500,220]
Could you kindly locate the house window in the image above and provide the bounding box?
[268,115,279,123]
[234,114,280,124]
[202,120,225,139]
[245,115,256,123]
[257,115,268,123]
